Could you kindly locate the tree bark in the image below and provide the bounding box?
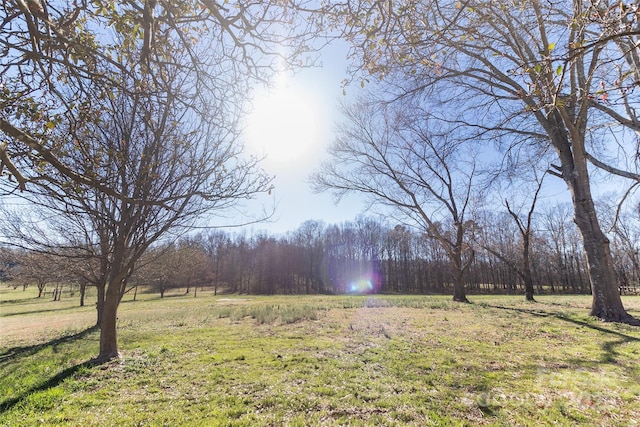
[452,279,468,302]
[96,283,105,328]
[549,111,639,325]
[97,280,121,361]
[79,282,86,307]
[573,195,639,324]
[524,282,535,302]
[522,234,535,302]
[451,253,469,303]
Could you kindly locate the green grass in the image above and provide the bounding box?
[1,286,640,426]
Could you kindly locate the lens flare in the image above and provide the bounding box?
[349,279,373,294]
[324,253,383,294]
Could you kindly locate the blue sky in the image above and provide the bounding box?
[225,39,633,237]
[237,41,371,235]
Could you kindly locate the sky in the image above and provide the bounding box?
[234,41,573,237]
[217,39,631,237]
[1,39,628,240]
[0,41,368,240]
[236,42,370,235]
[233,44,586,237]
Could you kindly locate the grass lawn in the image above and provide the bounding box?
[1,287,639,426]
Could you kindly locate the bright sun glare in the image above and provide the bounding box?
[245,83,320,165]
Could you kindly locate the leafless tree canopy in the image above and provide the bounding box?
[0,0,320,193]
[314,97,478,301]
[318,0,640,324]
[1,0,323,360]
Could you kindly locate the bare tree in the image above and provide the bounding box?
[292,220,327,293]
[0,1,319,193]
[0,67,271,361]
[12,251,60,297]
[538,203,589,294]
[136,242,208,298]
[199,230,232,296]
[333,0,640,324]
[384,224,413,293]
[477,173,547,301]
[176,238,211,297]
[314,98,478,302]
[0,246,15,284]
[0,0,327,361]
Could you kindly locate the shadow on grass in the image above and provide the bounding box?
[0,325,98,364]
[1,305,88,317]
[487,304,640,366]
[0,326,103,413]
[0,296,43,306]
[0,361,93,413]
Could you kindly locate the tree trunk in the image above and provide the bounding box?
[452,283,468,302]
[552,117,639,324]
[79,283,86,307]
[573,197,638,324]
[522,256,535,301]
[97,281,121,361]
[522,235,535,302]
[524,280,535,302]
[97,301,119,361]
[544,108,638,325]
[451,262,468,303]
[96,283,105,328]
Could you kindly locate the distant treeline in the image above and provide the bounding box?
[5,210,638,299]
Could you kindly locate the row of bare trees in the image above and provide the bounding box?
[5,205,638,299]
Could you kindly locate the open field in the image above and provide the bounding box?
[1,287,640,426]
